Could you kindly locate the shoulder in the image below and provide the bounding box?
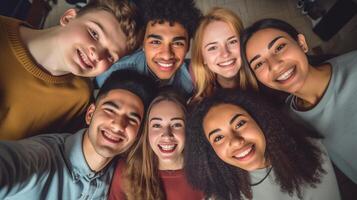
[327,50,357,71]
[95,50,145,87]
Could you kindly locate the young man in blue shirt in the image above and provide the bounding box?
[0,70,157,199]
[96,0,202,100]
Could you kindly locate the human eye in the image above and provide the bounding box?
[213,135,224,143]
[275,43,286,53]
[152,123,162,128]
[234,120,246,129]
[253,61,264,70]
[88,28,99,40]
[128,117,139,125]
[228,38,239,46]
[103,107,115,114]
[149,40,161,45]
[172,41,185,47]
[207,45,217,51]
[172,122,184,128]
[108,54,115,63]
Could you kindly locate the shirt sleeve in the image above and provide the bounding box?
[0,137,57,198]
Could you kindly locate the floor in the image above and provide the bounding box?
[44,0,357,56]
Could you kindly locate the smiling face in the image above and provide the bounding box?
[203,103,267,171]
[246,28,310,94]
[148,100,185,169]
[58,9,128,77]
[85,89,144,158]
[143,21,189,80]
[202,21,241,80]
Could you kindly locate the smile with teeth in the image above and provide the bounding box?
[276,67,295,81]
[77,49,93,69]
[157,62,174,68]
[101,129,125,143]
[233,144,255,160]
[218,59,236,67]
[158,144,177,153]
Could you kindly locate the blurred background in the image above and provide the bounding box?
[1,0,356,56]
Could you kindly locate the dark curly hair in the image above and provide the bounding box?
[136,0,202,39]
[184,89,325,200]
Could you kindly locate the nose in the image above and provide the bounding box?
[267,55,282,72]
[110,115,127,133]
[89,45,107,62]
[229,131,244,147]
[220,44,231,58]
[159,45,174,60]
[161,126,174,138]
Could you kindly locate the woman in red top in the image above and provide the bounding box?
[108,89,204,200]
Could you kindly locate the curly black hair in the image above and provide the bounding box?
[184,89,325,200]
[136,0,202,38]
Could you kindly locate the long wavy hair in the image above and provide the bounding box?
[191,7,246,103]
[185,89,324,200]
[121,89,187,200]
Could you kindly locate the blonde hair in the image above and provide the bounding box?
[191,7,246,102]
[122,90,187,200]
[78,0,144,53]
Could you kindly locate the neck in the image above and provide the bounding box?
[82,130,112,172]
[19,25,69,76]
[294,63,331,106]
[217,75,238,89]
[158,155,184,170]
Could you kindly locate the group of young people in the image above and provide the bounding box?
[0,0,356,199]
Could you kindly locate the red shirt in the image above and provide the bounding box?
[108,160,204,200]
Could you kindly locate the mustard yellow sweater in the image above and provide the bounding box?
[0,16,92,140]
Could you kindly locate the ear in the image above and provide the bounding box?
[85,104,96,125]
[60,8,77,26]
[297,34,308,53]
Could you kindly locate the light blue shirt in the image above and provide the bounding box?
[0,129,115,199]
[286,50,357,183]
[96,50,194,99]
[248,141,340,200]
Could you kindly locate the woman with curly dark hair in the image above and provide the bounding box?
[185,89,340,200]
[108,89,203,200]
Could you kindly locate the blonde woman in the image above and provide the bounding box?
[108,89,203,200]
[191,7,247,102]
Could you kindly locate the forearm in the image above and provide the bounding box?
[0,139,53,197]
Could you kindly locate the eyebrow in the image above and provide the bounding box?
[248,36,285,65]
[208,113,243,139]
[147,34,187,43]
[208,128,221,139]
[172,36,187,41]
[130,112,142,122]
[249,55,261,65]
[147,34,162,40]
[229,113,242,125]
[204,41,217,48]
[150,117,162,122]
[204,35,237,48]
[171,117,185,121]
[150,117,185,122]
[90,20,104,34]
[103,101,142,122]
[102,101,119,109]
[268,36,284,49]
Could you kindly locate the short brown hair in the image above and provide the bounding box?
[78,0,144,53]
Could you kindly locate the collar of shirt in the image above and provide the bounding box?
[64,129,109,181]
